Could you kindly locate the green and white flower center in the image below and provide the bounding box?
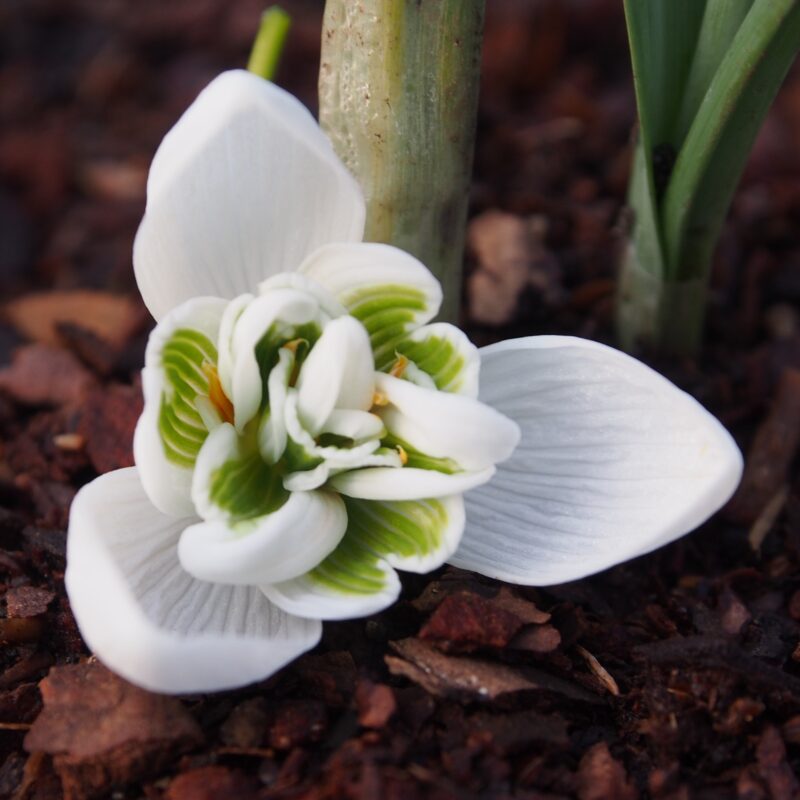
[134,263,519,608]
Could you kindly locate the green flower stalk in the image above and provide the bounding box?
[318,0,486,322]
[247,6,291,82]
[618,0,800,356]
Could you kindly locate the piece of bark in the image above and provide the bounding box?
[268,699,326,751]
[6,586,55,619]
[165,766,257,800]
[577,742,638,800]
[24,662,203,800]
[510,624,562,653]
[219,697,268,749]
[420,591,528,650]
[0,345,96,407]
[726,368,800,525]
[77,383,142,473]
[719,589,752,636]
[355,681,396,729]
[469,709,569,753]
[755,726,798,800]
[420,588,551,652]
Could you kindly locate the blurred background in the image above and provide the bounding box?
[2,0,798,352]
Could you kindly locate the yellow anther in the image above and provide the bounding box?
[372,391,389,408]
[389,354,409,378]
[282,338,303,354]
[396,445,408,466]
[202,362,235,425]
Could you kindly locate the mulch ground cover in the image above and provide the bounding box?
[0,1,799,797]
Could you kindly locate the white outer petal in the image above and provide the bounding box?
[329,466,496,500]
[66,468,321,694]
[134,70,365,321]
[133,296,228,517]
[451,336,744,585]
[179,489,347,585]
[376,373,520,470]
[296,315,375,434]
[230,289,320,430]
[297,242,442,323]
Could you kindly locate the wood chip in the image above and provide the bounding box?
[24,662,203,800]
[577,742,638,800]
[576,645,620,696]
[726,367,800,525]
[4,291,142,348]
[6,586,55,619]
[355,681,396,729]
[0,344,96,407]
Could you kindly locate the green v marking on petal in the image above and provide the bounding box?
[307,496,453,596]
[344,284,427,370]
[254,321,321,409]
[209,450,289,526]
[158,328,217,468]
[382,434,460,474]
[395,333,466,393]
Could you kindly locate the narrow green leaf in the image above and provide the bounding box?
[674,0,755,142]
[623,0,707,151]
[662,0,800,282]
[621,0,707,280]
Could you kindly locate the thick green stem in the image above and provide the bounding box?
[319,0,486,322]
[617,238,709,355]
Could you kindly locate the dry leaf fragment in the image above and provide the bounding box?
[4,291,142,348]
[387,638,598,703]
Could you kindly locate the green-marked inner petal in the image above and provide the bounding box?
[345,284,426,370]
[397,337,463,391]
[345,496,448,562]
[209,450,289,525]
[158,328,218,467]
[307,532,388,595]
[308,496,454,595]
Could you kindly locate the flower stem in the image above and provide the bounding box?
[248,6,291,81]
[318,0,486,323]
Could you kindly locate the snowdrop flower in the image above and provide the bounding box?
[66,71,743,694]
